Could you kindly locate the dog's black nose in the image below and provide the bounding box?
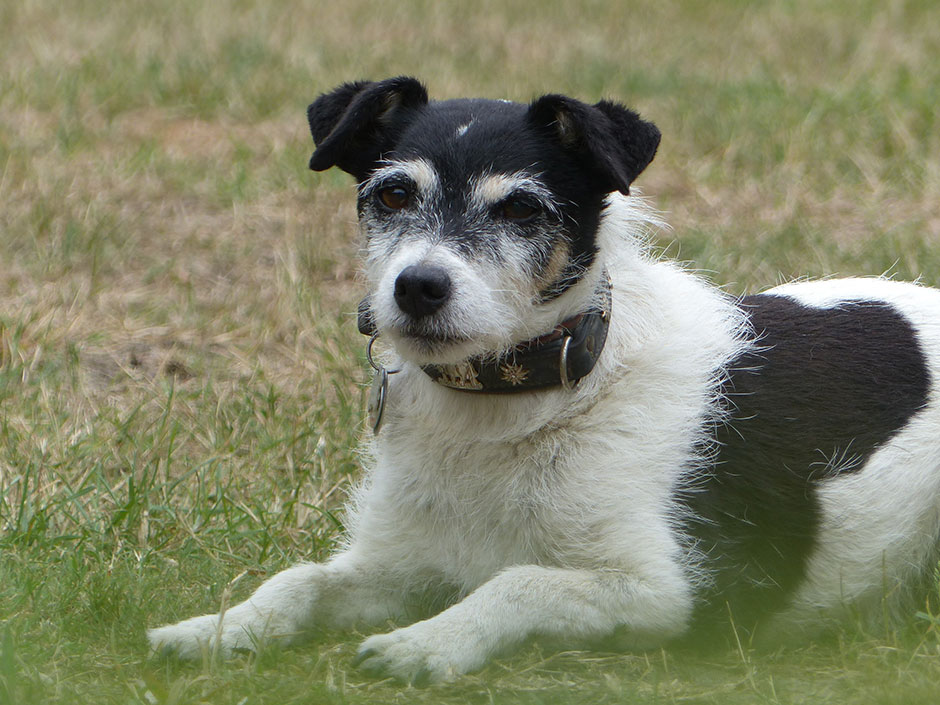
[394,264,452,318]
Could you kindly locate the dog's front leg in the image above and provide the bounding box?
[147,553,409,659]
[354,564,691,684]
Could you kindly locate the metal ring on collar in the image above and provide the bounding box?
[559,335,574,390]
[366,334,401,374]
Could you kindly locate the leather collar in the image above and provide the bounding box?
[357,274,611,393]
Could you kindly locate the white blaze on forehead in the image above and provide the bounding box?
[469,172,560,213]
[360,158,441,196]
[455,122,472,139]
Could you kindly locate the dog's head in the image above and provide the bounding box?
[308,77,659,365]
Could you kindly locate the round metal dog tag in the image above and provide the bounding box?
[365,334,400,435]
[367,367,389,434]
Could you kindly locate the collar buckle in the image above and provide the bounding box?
[558,335,575,391]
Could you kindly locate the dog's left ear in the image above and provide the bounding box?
[307,76,429,180]
[527,95,660,195]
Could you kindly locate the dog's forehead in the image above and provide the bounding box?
[391,98,551,182]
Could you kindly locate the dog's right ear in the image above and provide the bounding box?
[307,77,429,181]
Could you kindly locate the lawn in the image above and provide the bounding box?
[2,0,940,702]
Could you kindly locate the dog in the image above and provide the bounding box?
[148,77,940,683]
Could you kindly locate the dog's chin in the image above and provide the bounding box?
[389,335,479,366]
[385,328,492,366]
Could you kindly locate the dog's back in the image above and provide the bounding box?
[696,279,940,637]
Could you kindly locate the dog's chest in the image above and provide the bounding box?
[376,427,592,585]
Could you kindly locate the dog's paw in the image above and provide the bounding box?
[353,620,488,685]
[147,613,258,660]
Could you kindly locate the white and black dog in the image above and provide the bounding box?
[149,77,940,683]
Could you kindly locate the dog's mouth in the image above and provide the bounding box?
[392,323,476,361]
[358,295,482,363]
[399,326,468,345]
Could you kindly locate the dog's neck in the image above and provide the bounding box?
[358,274,611,393]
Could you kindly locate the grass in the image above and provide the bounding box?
[2,0,940,702]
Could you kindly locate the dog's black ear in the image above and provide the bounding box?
[527,95,660,195]
[307,77,429,180]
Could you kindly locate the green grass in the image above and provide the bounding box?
[2,0,940,702]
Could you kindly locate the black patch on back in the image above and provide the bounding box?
[681,294,931,640]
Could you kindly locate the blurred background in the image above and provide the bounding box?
[2,1,939,703]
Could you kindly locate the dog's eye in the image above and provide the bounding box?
[500,197,539,223]
[377,185,411,211]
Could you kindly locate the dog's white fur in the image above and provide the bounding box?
[149,194,940,681]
